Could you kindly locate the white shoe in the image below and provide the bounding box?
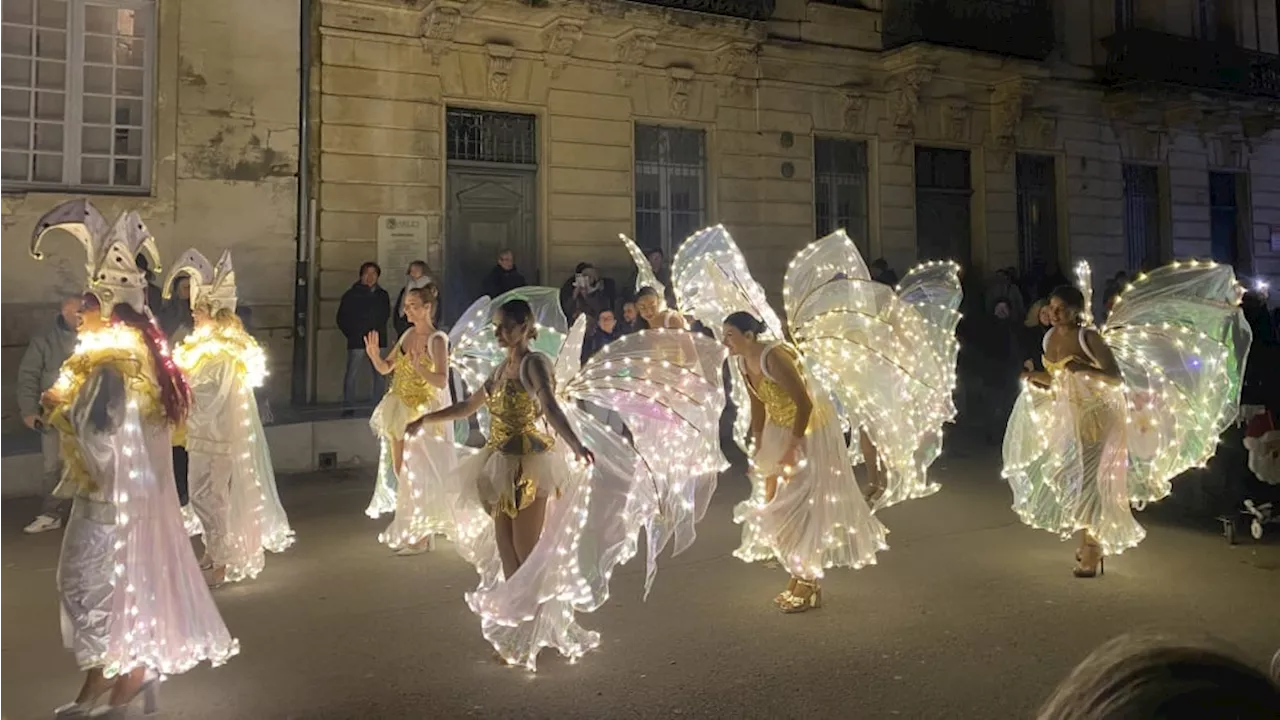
[24,514,62,534]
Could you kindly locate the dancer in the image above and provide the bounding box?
[673,227,959,571]
[364,285,454,554]
[166,249,294,585]
[414,292,725,669]
[1003,261,1251,576]
[32,200,237,718]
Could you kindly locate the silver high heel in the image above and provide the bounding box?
[87,676,158,718]
[53,681,114,718]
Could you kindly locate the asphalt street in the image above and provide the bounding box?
[4,442,1278,719]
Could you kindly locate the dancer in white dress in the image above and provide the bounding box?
[166,249,294,586]
[1003,261,1251,576]
[32,200,237,718]
[365,286,455,554]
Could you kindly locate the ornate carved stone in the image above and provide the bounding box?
[843,92,868,134]
[889,66,935,137]
[1022,111,1058,149]
[486,43,515,101]
[616,30,658,87]
[943,100,971,142]
[542,19,584,80]
[420,0,464,65]
[668,66,694,117]
[716,42,755,77]
[1114,124,1168,163]
[988,78,1036,166]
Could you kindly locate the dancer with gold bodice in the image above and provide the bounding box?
[1003,261,1251,576]
[415,288,725,669]
[365,286,455,554]
[32,200,237,718]
[166,249,294,586]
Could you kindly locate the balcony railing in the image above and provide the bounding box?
[1102,28,1280,100]
[624,0,775,21]
[882,0,1055,61]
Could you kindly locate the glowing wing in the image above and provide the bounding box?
[620,234,666,304]
[1101,260,1251,503]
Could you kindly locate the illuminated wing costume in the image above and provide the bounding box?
[444,287,726,670]
[166,249,294,581]
[673,226,907,575]
[32,200,237,676]
[1003,260,1251,555]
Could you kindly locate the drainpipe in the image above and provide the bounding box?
[291,0,314,405]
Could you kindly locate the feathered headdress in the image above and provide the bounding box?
[162,248,237,314]
[30,199,161,318]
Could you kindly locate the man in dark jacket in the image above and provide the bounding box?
[480,249,527,299]
[337,262,391,413]
[17,297,80,533]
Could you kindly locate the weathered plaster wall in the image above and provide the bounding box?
[1,0,299,429]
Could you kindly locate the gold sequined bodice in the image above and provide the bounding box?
[389,348,439,411]
[745,345,822,431]
[484,377,555,455]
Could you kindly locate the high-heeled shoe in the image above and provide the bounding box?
[1073,551,1105,578]
[773,577,799,606]
[780,580,822,613]
[87,676,158,718]
[203,564,227,588]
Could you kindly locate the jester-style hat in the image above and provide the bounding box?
[162,248,237,314]
[30,199,161,318]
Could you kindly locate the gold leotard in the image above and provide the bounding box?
[484,369,556,518]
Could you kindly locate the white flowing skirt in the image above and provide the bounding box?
[734,420,888,580]
[452,445,601,670]
[378,422,459,549]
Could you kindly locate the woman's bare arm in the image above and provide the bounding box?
[524,353,588,456]
[765,349,813,446]
[420,333,450,389]
[413,387,487,427]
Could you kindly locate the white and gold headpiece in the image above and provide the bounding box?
[30,199,160,318]
[163,248,237,314]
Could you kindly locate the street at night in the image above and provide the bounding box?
[4,445,1277,719]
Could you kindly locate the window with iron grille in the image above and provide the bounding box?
[1015,153,1059,276]
[1114,0,1134,30]
[634,124,706,256]
[914,145,972,265]
[2,0,154,191]
[1122,164,1162,272]
[445,108,536,166]
[814,137,869,254]
[1209,171,1243,267]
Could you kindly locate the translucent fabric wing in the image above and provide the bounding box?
[1074,260,1096,327]
[561,327,728,596]
[621,233,666,304]
[672,225,782,454]
[785,231,961,509]
[1102,260,1251,502]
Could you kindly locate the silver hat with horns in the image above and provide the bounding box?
[163,248,237,314]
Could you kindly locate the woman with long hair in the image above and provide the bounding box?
[32,201,237,718]
[1004,261,1250,577]
[720,311,888,612]
[167,249,294,586]
[366,286,455,554]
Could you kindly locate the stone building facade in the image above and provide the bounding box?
[1,0,300,426]
[3,0,1278,411]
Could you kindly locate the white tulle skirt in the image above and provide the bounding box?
[378,421,459,549]
[735,419,889,580]
[451,445,601,670]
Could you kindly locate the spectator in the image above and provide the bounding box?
[581,308,622,364]
[619,300,643,334]
[975,297,1024,443]
[1037,632,1280,720]
[559,263,616,331]
[480,249,527,299]
[629,247,677,309]
[870,258,898,287]
[1021,299,1053,372]
[1103,271,1128,313]
[135,253,163,311]
[159,275,194,345]
[393,260,435,338]
[1036,260,1069,301]
[16,296,80,534]
[337,261,391,414]
[986,267,1026,322]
